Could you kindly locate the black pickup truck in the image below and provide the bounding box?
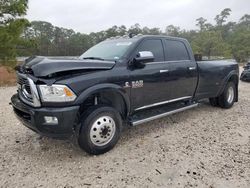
[11,35,239,155]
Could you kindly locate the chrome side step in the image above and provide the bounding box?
[131,103,198,126]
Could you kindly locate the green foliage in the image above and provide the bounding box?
[196,17,207,31]
[191,31,231,59]
[0,0,28,24]
[0,0,29,63]
[0,18,29,61]
[214,8,231,26]
[165,25,181,36]
[0,5,250,63]
[19,22,162,57]
[21,21,93,56]
[189,9,232,59]
[230,16,250,62]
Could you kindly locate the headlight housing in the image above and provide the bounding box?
[39,85,76,102]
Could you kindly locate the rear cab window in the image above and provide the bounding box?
[164,40,190,61]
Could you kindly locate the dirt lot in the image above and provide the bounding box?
[0,66,16,86]
[0,81,249,188]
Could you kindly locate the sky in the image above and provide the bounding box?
[25,0,250,33]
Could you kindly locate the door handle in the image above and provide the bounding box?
[160,69,169,73]
[188,67,196,71]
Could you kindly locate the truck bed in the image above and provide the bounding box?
[195,59,239,100]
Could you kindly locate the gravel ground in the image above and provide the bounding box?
[0,80,250,188]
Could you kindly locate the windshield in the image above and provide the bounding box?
[79,40,135,60]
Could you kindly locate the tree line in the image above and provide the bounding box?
[1,0,250,65]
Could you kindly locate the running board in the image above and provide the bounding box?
[131,103,198,126]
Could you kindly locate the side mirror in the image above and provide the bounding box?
[133,51,154,68]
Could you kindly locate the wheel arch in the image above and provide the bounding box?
[75,83,130,118]
[218,71,239,102]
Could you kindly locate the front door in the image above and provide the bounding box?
[129,38,172,110]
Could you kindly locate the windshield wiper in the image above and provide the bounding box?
[82,57,105,61]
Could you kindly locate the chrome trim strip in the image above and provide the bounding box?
[132,103,198,126]
[188,67,196,70]
[147,60,191,65]
[135,96,192,111]
[22,86,32,99]
[160,69,169,73]
[27,77,41,107]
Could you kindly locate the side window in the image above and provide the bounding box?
[164,40,190,61]
[136,39,164,62]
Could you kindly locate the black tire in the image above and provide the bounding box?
[78,106,122,155]
[209,97,219,107]
[218,82,236,109]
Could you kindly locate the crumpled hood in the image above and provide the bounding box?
[17,56,115,77]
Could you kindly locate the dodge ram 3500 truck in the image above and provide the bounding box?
[11,35,239,155]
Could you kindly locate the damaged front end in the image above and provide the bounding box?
[16,56,115,78]
[14,56,116,107]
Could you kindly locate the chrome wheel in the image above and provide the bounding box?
[90,116,116,146]
[227,86,234,104]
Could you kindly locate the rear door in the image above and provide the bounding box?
[163,39,198,100]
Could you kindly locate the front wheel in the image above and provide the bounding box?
[218,82,236,109]
[78,106,122,155]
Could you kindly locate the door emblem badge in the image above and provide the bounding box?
[124,82,131,88]
[123,80,143,88]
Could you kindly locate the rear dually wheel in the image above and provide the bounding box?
[218,82,236,109]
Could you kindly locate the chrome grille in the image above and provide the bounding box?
[17,73,41,107]
[17,75,32,101]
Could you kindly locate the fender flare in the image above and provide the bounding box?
[217,70,239,101]
[74,83,130,116]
